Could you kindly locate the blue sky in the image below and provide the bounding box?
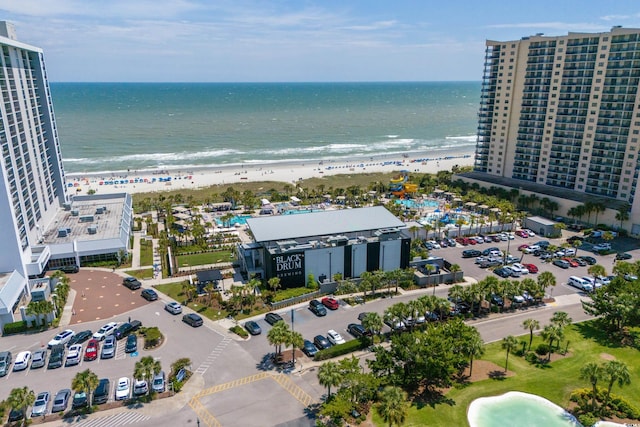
[3,0,640,82]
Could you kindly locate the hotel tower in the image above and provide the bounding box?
[466,26,640,233]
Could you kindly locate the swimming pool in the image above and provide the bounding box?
[214,215,252,226]
[282,209,324,215]
[395,199,439,209]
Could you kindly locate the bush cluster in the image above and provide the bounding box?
[314,338,370,361]
[230,325,248,338]
[2,321,28,335]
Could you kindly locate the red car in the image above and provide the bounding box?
[84,339,99,361]
[563,257,579,267]
[321,297,340,310]
[515,230,529,238]
[518,244,529,251]
[523,263,538,274]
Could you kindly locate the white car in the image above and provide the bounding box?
[523,229,536,236]
[427,240,441,249]
[592,243,612,251]
[164,301,182,315]
[48,329,75,348]
[596,276,611,286]
[564,248,577,256]
[502,266,521,278]
[522,245,540,254]
[133,379,148,396]
[327,329,346,345]
[510,263,529,275]
[115,377,130,400]
[65,344,82,366]
[13,351,31,371]
[93,322,118,341]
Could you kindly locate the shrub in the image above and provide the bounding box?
[524,351,539,364]
[535,343,550,356]
[577,413,598,427]
[230,325,248,338]
[142,327,162,348]
[2,321,28,335]
[314,338,370,361]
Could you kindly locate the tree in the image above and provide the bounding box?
[464,332,485,377]
[376,386,410,427]
[602,360,631,410]
[537,271,557,298]
[361,311,384,338]
[501,335,518,372]
[580,362,602,412]
[522,318,540,351]
[541,324,564,359]
[615,204,630,230]
[267,277,281,293]
[72,369,99,407]
[134,356,162,395]
[550,311,572,329]
[267,320,289,357]
[318,361,342,399]
[6,386,35,425]
[588,264,607,281]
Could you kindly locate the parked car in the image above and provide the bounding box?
[84,339,99,361]
[66,344,82,366]
[31,349,47,369]
[125,334,138,353]
[616,252,632,260]
[164,301,182,315]
[357,312,373,321]
[93,322,118,341]
[490,294,504,307]
[115,377,130,400]
[67,330,93,347]
[48,345,65,369]
[152,371,166,393]
[182,313,203,327]
[563,257,579,268]
[141,289,158,301]
[244,321,261,335]
[327,330,346,345]
[265,312,284,325]
[51,389,71,413]
[592,243,612,252]
[494,267,511,278]
[122,277,142,290]
[93,378,110,404]
[31,391,50,417]
[48,329,75,348]
[482,247,501,256]
[515,230,529,237]
[101,335,116,359]
[115,322,134,340]
[13,351,31,371]
[71,391,88,409]
[309,299,328,316]
[133,379,148,396]
[347,323,367,338]
[7,408,24,423]
[321,297,340,310]
[302,340,319,357]
[553,259,570,269]
[523,263,539,274]
[502,266,520,277]
[313,335,331,350]
[567,235,584,243]
[510,263,529,275]
[58,265,79,274]
[568,276,594,292]
[462,249,482,258]
[579,256,597,265]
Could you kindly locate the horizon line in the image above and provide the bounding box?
[49,80,482,84]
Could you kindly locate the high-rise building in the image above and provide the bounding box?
[0,22,132,330]
[466,26,640,232]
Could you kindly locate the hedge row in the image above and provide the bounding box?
[314,337,371,361]
[3,321,28,336]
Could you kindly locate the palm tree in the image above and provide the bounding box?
[541,324,564,359]
[72,369,99,407]
[602,360,631,410]
[267,320,289,357]
[361,312,383,338]
[376,386,410,427]
[6,386,35,425]
[580,362,602,412]
[465,333,485,377]
[550,311,572,329]
[267,277,281,293]
[588,264,606,281]
[522,318,540,351]
[134,356,162,396]
[501,335,518,372]
[317,361,342,399]
[537,271,557,298]
[615,204,630,230]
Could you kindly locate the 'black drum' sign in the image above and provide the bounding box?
[271,252,305,287]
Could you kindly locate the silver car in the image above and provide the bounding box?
[30,349,47,369]
[152,371,166,393]
[31,391,50,417]
[100,335,116,359]
[51,389,71,413]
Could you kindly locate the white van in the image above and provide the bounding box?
[13,351,31,371]
[568,276,593,292]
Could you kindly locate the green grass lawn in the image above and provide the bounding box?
[154,281,229,321]
[139,239,154,266]
[123,268,154,279]
[372,321,640,426]
[176,250,234,267]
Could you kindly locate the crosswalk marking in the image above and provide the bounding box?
[67,410,150,427]
[194,337,232,375]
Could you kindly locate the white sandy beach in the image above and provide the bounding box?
[66,149,475,196]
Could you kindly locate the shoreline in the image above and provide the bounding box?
[66,148,476,196]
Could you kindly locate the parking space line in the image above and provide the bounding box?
[194,337,232,376]
[189,397,222,427]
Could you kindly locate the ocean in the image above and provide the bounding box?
[50,82,481,174]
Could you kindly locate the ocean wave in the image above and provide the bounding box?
[445,135,477,142]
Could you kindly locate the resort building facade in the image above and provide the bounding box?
[462,26,640,233]
[238,206,411,288]
[0,22,132,330]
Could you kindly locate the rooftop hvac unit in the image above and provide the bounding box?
[71,210,79,216]
[87,225,97,235]
[57,228,68,237]
[95,207,104,214]
[62,203,72,211]
[79,215,94,223]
